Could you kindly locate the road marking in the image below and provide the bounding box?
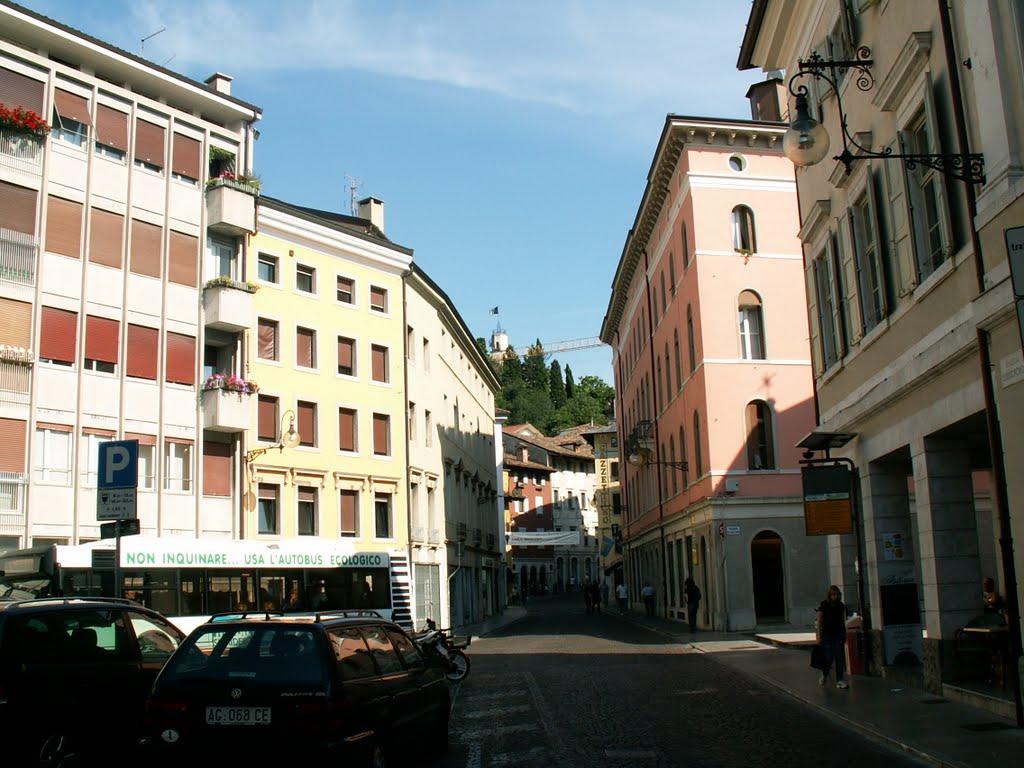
[462,703,533,719]
[673,688,717,695]
[455,723,536,741]
[605,748,659,759]
[490,747,549,765]
[525,671,577,768]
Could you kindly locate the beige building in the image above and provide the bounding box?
[740,0,1022,713]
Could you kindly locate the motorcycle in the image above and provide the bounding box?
[415,619,470,682]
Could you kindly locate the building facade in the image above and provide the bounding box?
[600,114,825,630]
[582,422,623,584]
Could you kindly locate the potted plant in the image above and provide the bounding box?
[202,373,259,395]
[0,103,51,137]
[206,170,261,194]
[203,275,258,293]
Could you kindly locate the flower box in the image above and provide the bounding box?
[203,281,254,332]
[206,183,257,236]
[201,387,252,433]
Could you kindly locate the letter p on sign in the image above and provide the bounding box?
[98,440,139,489]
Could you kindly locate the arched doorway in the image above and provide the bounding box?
[751,530,785,623]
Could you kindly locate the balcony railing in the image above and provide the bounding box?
[0,471,28,514]
[0,228,37,287]
[0,358,31,405]
[0,129,44,175]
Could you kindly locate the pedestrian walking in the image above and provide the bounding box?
[591,581,603,615]
[816,584,849,689]
[600,580,610,611]
[615,582,629,614]
[641,581,656,617]
[583,580,593,614]
[683,577,701,631]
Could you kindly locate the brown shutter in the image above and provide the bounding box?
[39,307,78,364]
[257,319,277,360]
[45,196,83,258]
[53,89,92,126]
[85,316,119,364]
[258,483,277,500]
[124,432,156,446]
[129,219,162,278]
[338,408,356,451]
[202,440,231,497]
[96,105,128,152]
[88,208,124,268]
[134,118,165,167]
[337,337,353,372]
[126,324,158,379]
[339,490,357,534]
[168,230,197,287]
[370,285,386,311]
[0,418,27,472]
[164,332,195,385]
[0,297,31,347]
[257,395,278,441]
[297,401,315,446]
[171,133,201,180]
[81,426,116,437]
[0,180,38,236]
[298,487,315,503]
[372,414,389,455]
[0,67,45,115]
[296,327,313,367]
[371,345,386,381]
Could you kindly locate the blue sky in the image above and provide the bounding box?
[21,0,762,384]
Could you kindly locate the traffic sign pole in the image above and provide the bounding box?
[97,440,139,599]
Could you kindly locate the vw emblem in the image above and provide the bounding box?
[231,688,242,700]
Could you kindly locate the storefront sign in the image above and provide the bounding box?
[802,464,853,535]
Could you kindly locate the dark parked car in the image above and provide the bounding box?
[0,596,186,766]
[143,611,450,765]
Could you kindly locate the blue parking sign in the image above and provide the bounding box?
[98,440,139,489]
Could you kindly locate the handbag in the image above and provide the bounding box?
[810,643,828,671]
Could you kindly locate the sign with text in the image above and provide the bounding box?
[96,440,138,521]
[802,464,854,535]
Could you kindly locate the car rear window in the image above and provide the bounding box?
[162,626,322,684]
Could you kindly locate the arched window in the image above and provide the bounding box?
[664,345,671,404]
[732,205,756,253]
[669,436,678,495]
[669,252,677,295]
[679,425,688,486]
[660,271,667,315]
[745,400,775,470]
[693,410,703,478]
[673,330,682,391]
[687,305,696,373]
[738,289,766,360]
[655,357,663,412]
[682,221,690,268]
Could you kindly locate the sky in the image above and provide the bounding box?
[20,0,763,384]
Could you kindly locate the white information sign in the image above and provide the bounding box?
[96,487,138,521]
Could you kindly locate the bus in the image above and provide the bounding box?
[0,536,412,634]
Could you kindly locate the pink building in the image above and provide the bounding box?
[600,110,825,631]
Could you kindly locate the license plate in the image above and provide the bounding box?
[205,706,271,725]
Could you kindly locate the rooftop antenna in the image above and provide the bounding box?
[141,27,166,57]
[344,173,364,215]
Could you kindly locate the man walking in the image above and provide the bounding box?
[641,581,656,617]
[615,581,629,614]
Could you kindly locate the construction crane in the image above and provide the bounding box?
[509,337,606,357]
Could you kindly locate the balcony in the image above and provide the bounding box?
[203,278,255,332]
[0,353,32,406]
[201,386,253,432]
[0,128,44,179]
[205,178,258,236]
[0,471,28,520]
[0,228,37,288]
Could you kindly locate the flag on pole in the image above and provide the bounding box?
[489,306,499,314]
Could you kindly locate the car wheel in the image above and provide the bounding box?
[38,734,75,768]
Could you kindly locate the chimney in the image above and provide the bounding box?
[358,196,385,233]
[205,72,233,96]
[746,73,787,122]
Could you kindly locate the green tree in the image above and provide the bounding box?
[564,364,576,399]
[522,339,549,392]
[549,360,567,409]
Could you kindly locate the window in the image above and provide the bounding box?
[692,411,702,479]
[687,305,696,373]
[374,493,392,538]
[258,483,279,535]
[339,489,359,536]
[371,344,389,383]
[257,319,278,361]
[34,426,71,485]
[813,247,843,370]
[52,89,91,147]
[408,402,417,442]
[338,407,357,452]
[369,285,387,313]
[336,276,354,304]
[745,401,775,470]
[258,395,279,442]
[53,114,87,146]
[669,436,678,494]
[94,105,127,160]
[164,333,195,386]
[136,442,156,490]
[673,330,682,391]
[422,338,430,372]
[39,307,77,367]
[682,221,690,268]
[296,326,316,369]
[171,132,201,185]
[79,432,114,487]
[655,357,663,412]
[905,110,950,281]
[201,439,230,497]
[406,326,415,362]
[257,253,278,284]
[298,487,317,536]
[337,336,356,376]
[731,205,756,253]
[134,118,165,172]
[297,401,317,447]
[728,154,747,172]
[372,414,390,456]
[610,461,619,481]
[659,272,667,317]
[424,410,433,447]
[669,252,677,295]
[850,185,886,332]
[295,263,316,294]
[164,440,192,492]
[738,291,765,360]
[554,490,561,508]
[205,236,236,281]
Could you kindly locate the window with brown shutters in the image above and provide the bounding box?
[0,180,38,236]
[339,489,358,536]
[0,417,27,473]
[296,327,316,368]
[95,105,128,154]
[126,324,158,380]
[297,400,316,447]
[0,67,45,115]
[130,219,162,278]
[298,486,317,536]
[39,307,77,366]
[84,315,119,372]
[372,413,390,456]
[0,297,31,348]
[337,336,355,376]
[164,332,195,386]
[371,344,388,383]
[171,133,201,182]
[52,89,91,145]
[258,395,279,441]
[88,208,123,268]
[168,230,197,287]
[134,118,165,169]
[336,276,354,304]
[338,408,357,452]
[257,318,278,361]
[369,285,387,313]
[45,196,83,258]
[202,439,232,497]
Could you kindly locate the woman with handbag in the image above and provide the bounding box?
[816,585,849,689]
